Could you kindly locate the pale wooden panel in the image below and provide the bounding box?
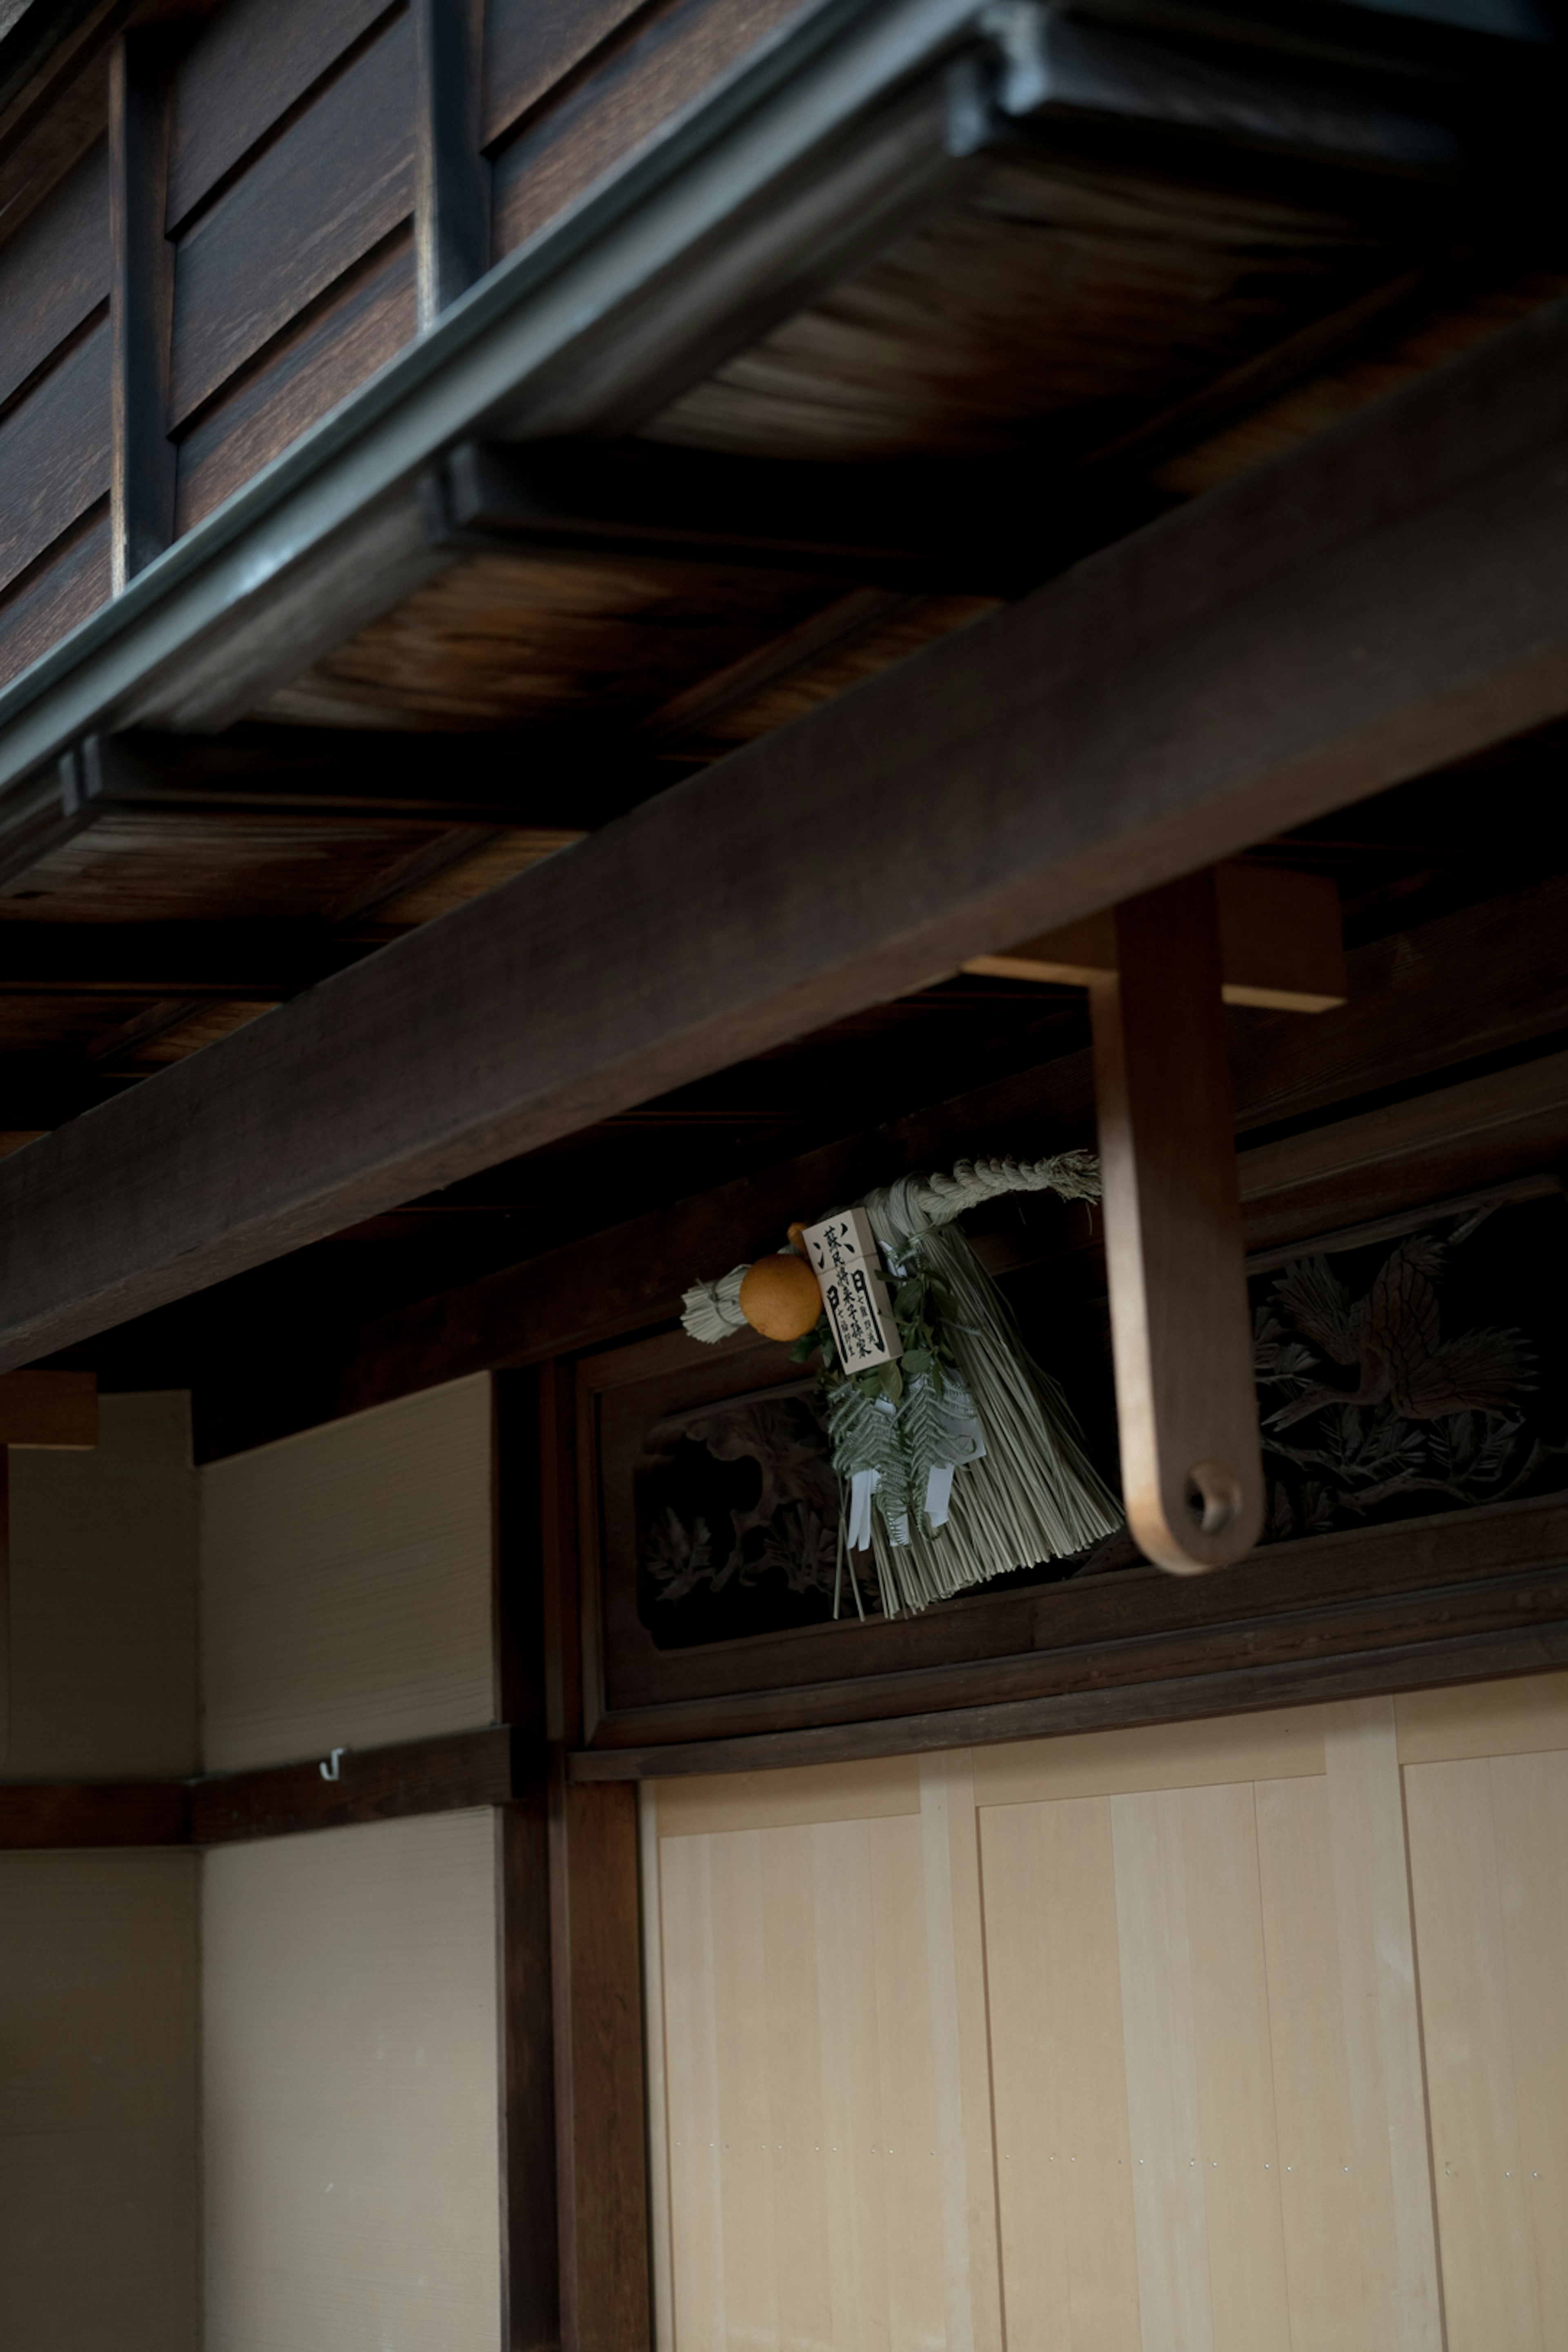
[200,1374,493,1770]
[657,1753,922,1838]
[203,1809,501,2352]
[1254,1715,1441,2352]
[920,1754,1005,2352]
[1111,1782,1292,2352]
[4,1393,198,1779]
[0,1851,198,2351]
[980,1791,1142,2350]
[1406,1751,1568,2352]
[1317,1702,1443,2350]
[657,1793,998,2352]
[972,1708,1324,1810]
[1396,1671,1568,1764]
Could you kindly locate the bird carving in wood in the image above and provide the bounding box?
[1265,1236,1533,1430]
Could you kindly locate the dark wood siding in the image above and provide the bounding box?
[480,0,642,150]
[175,229,416,533]
[168,7,414,428]
[0,135,108,414]
[0,316,110,598]
[167,0,394,233]
[490,0,813,261]
[0,505,111,691]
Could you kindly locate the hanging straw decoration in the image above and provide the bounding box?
[680,1152,1123,1617]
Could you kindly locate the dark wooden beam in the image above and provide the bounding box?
[569,1615,1568,1780]
[430,439,1016,592]
[187,1723,518,1843]
[107,27,175,590]
[9,293,1568,1365]
[412,0,487,329]
[0,1777,191,1846]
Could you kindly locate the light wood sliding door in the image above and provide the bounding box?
[646,1680,1567,2350]
[1400,1675,1568,2352]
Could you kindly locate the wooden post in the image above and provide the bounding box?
[1091,871,1265,1575]
[413,0,489,329]
[109,29,177,590]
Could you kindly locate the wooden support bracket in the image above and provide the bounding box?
[1091,873,1265,1575]
[967,862,1346,1012]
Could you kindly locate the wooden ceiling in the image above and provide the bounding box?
[5,0,1568,1413]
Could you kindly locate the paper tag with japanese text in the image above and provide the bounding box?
[801,1209,903,1372]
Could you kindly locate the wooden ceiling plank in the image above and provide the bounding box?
[6,288,1568,1364]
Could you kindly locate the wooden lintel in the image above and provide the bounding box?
[966,862,1346,1011]
[0,1368,97,1448]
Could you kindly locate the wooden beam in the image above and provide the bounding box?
[107,27,175,590]
[432,439,1013,591]
[187,1723,518,1842]
[967,861,1346,1011]
[10,291,1568,1365]
[412,0,487,328]
[1091,874,1265,1574]
[0,1778,191,1846]
[0,1368,97,1448]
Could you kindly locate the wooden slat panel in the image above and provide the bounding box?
[980,1790,1143,2350]
[1258,1703,1442,2352]
[0,133,108,413]
[1405,1749,1568,2352]
[482,0,640,149]
[490,0,814,261]
[174,229,415,535]
[0,503,109,691]
[200,1374,494,1772]
[0,315,109,596]
[202,1809,501,2351]
[657,1753,921,1838]
[4,1392,197,1781]
[657,1799,993,2350]
[169,10,414,427]
[0,1851,198,2350]
[1396,1669,1568,1764]
[1111,1781,1292,2352]
[167,0,391,231]
[972,1709,1325,1809]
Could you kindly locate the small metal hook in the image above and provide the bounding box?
[320,1747,347,1782]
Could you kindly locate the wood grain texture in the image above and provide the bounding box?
[200,1373,494,1772]
[3,1391,196,1781]
[203,1809,502,2352]
[650,1697,1445,2352]
[167,0,391,232]
[0,312,109,596]
[0,501,110,691]
[0,131,107,413]
[174,227,416,534]
[1405,1750,1568,2350]
[481,0,641,149]
[169,7,413,427]
[0,1776,189,1846]
[551,1773,649,2352]
[490,0,813,260]
[22,288,1568,1363]
[190,1722,516,1843]
[1093,872,1265,1572]
[654,1771,995,2352]
[0,1366,96,1446]
[1396,1668,1568,1764]
[0,1849,198,2351]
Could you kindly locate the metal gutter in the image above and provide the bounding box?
[0,0,988,794]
